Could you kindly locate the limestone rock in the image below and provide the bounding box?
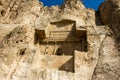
[0,25,35,64]
[0,0,120,80]
[0,0,43,24]
[99,0,120,24]
[99,0,120,38]
[93,0,120,79]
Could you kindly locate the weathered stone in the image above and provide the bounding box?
[0,0,120,80]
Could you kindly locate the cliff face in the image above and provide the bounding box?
[99,0,120,45]
[0,0,120,80]
[93,0,120,80]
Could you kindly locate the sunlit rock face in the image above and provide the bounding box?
[93,0,120,80]
[0,0,120,80]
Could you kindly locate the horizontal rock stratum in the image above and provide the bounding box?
[0,0,120,80]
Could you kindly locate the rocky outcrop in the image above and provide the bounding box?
[99,0,120,38]
[0,0,42,25]
[92,0,120,80]
[0,25,35,64]
[99,0,120,24]
[0,0,120,80]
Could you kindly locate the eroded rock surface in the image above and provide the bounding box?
[0,0,120,80]
[92,0,120,80]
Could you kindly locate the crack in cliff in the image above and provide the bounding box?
[92,28,110,80]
